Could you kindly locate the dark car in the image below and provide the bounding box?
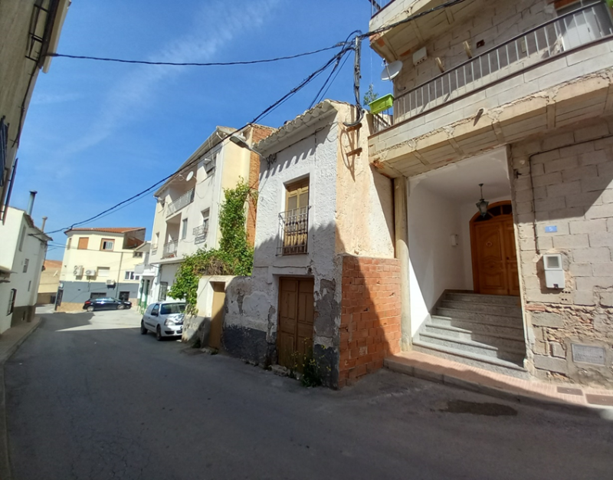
[83,297,132,312]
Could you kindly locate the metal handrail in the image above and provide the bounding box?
[388,1,612,126]
[278,207,309,255]
[371,0,394,17]
[162,240,178,258]
[166,189,195,217]
[193,224,208,244]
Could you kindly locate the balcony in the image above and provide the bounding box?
[166,189,195,217]
[162,240,178,259]
[193,224,208,245]
[370,0,395,17]
[278,207,309,255]
[373,2,613,136]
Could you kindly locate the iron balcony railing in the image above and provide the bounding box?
[370,0,394,17]
[373,1,613,134]
[151,244,158,256]
[278,207,309,255]
[166,189,195,217]
[193,224,208,244]
[162,240,178,258]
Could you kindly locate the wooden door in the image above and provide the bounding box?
[277,277,314,370]
[471,202,519,296]
[209,282,225,349]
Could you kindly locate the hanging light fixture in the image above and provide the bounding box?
[476,183,489,217]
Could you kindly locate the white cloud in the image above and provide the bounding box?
[31,92,83,106]
[63,0,280,156]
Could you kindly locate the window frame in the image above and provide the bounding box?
[7,289,16,315]
[100,238,114,251]
[77,237,89,250]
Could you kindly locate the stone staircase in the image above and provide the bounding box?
[413,291,528,378]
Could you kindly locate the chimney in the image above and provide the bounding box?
[41,216,48,232]
[27,191,37,217]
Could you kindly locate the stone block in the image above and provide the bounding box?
[537,237,553,250]
[602,190,613,204]
[533,354,568,374]
[581,149,609,166]
[546,207,584,221]
[562,165,598,183]
[532,172,562,187]
[547,181,581,199]
[544,156,579,174]
[530,311,564,328]
[574,290,596,306]
[589,232,613,248]
[574,122,609,143]
[542,132,574,151]
[600,292,613,308]
[550,342,566,359]
[532,149,560,164]
[576,276,613,291]
[552,234,589,249]
[592,263,613,276]
[582,176,613,193]
[535,196,566,213]
[569,263,592,277]
[566,192,603,208]
[573,248,611,263]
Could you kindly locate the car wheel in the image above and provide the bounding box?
[118,304,125,310]
[87,306,94,313]
[156,326,163,341]
[140,320,148,335]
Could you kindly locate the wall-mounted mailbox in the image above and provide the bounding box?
[543,254,564,289]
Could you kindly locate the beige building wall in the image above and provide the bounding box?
[37,260,61,304]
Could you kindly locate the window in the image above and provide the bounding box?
[18,226,26,251]
[119,291,130,301]
[204,152,217,174]
[281,178,309,255]
[23,258,29,273]
[100,239,114,251]
[7,289,16,315]
[151,304,160,316]
[91,292,106,299]
[133,252,143,258]
[67,238,72,249]
[124,271,140,281]
[160,303,186,315]
[195,209,209,244]
[28,281,31,292]
[555,0,613,50]
[97,267,110,277]
[78,237,89,250]
[181,218,188,240]
[158,282,168,301]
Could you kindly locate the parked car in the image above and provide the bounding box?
[141,301,186,340]
[83,297,132,312]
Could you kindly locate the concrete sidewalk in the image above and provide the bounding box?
[0,315,43,480]
[386,351,613,416]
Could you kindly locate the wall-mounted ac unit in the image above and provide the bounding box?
[84,269,96,277]
[106,279,116,286]
[73,266,84,276]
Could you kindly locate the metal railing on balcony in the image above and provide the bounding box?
[370,0,394,17]
[374,1,613,134]
[278,207,309,255]
[162,240,178,258]
[151,244,158,256]
[166,189,195,217]
[193,224,208,245]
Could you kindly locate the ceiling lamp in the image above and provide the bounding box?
[476,183,489,217]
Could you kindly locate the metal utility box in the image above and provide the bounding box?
[543,254,565,289]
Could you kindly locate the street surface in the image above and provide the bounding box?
[5,311,613,480]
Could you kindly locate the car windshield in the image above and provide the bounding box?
[160,304,185,315]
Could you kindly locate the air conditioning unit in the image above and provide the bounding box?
[106,279,116,286]
[73,266,84,276]
[84,269,96,277]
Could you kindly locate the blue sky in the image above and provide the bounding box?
[14,0,390,259]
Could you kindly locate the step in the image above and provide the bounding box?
[438,300,522,317]
[430,315,524,339]
[423,324,526,352]
[443,292,521,307]
[411,340,529,379]
[417,332,526,362]
[435,308,523,327]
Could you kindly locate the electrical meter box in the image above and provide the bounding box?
[543,254,565,289]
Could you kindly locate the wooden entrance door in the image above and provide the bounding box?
[209,282,225,349]
[277,277,315,369]
[471,202,520,296]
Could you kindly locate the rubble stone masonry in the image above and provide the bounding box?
[338,255,401,388]
[511,119,613,388]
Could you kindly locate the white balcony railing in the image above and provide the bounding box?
[166,189,195,217]
[370,0,394,17]
[193,224,208,244]
[162,240,178,258]
[373,1,613,134]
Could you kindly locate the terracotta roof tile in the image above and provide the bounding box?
[64,227,145,235]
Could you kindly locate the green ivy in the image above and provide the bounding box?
[168,180,255,314]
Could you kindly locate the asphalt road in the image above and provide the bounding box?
[5,311,613,480]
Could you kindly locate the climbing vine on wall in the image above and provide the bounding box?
[168,180,255,314]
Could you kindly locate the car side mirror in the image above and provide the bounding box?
[152,312,158,317]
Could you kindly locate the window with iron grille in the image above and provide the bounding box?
[279,178,309,255]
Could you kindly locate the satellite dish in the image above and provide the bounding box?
[381,61,403,81]
[186,171,194,182]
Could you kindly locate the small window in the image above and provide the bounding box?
[23,258,29,273]
[91,292,106,299]
[282,178,309,255]
[124,271,140,281]
[78,237,89,250]
[67,238,72,250]
[158,282,168,301]
[97,267,110,277]
[100,239,114,251]
[119,291,130,301]
[181,218,188,240]
[133,252,143,258]
[7,289,16,315]
[18,226,26,251]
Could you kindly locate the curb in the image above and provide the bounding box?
[0,315,44,480]
[384,357,611,418]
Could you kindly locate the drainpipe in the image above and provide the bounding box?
[27,190,37,216]
[394,177,411,350]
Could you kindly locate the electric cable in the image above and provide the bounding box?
[47,43,347,67]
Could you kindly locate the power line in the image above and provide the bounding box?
[47,43,348,67]
[44,46,351,236]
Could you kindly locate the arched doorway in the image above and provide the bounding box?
[470,201,520,296]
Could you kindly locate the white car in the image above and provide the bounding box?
[141,301,186,340]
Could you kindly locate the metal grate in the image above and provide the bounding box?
[278,207,309,255]
[162,240,178,258]
[193,224,208,244]
[166,189,195,217]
